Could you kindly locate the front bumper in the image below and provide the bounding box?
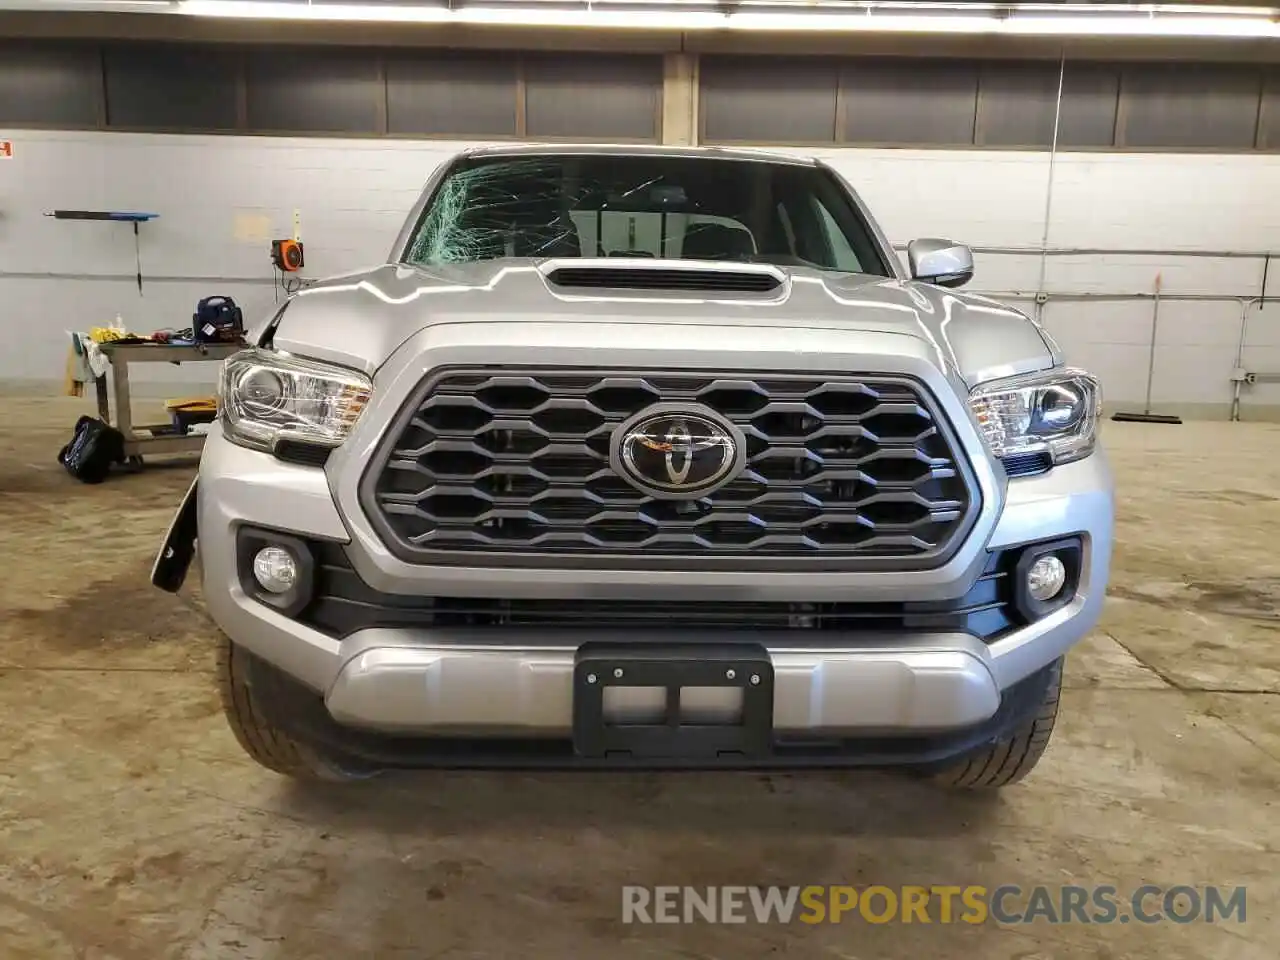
[238,640,1062,770]
[325,633,1003,733]
[193,422,1113,752]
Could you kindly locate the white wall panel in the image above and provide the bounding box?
[1040,300,1155,349]
[0,131,474,385]
[2,130,1279,415]
[1155,300,1246,348]
[1243,303,1280,348]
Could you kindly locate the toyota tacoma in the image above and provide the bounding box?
[153,145,1112,787]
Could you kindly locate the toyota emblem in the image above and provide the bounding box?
[610,404,746,500]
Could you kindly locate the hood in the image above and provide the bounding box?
[268,259,1058,387]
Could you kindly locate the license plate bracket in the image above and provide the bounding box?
[151,477,198,593]
[572,643,774,760]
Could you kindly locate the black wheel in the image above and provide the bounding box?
[217,634,380,782]
[930,657,1063,789]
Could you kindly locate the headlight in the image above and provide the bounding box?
[968,368,1100,467]
[220,349,371,453]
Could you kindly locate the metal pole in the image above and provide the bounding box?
[133,221,143,295]
[1231,298,1252,422]
[1111,272,1181,423]
[1143,274,1161,415]
[1230,259,1271,421]
[1035,53,1066,318]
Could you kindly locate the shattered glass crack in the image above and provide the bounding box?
[402,153,892,275]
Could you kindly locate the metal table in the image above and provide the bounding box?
[95,342,242,461]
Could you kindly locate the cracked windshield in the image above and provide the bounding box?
[404,153,891,276]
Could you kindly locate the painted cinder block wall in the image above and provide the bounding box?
[1,129,1277,417]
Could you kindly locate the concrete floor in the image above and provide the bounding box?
[1,395,1277,959]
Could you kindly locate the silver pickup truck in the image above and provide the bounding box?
[154,145,1112,787]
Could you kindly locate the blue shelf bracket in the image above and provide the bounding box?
[44,210,161,294]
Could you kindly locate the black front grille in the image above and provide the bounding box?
[300,542,1014,641]
[362,368,977,568]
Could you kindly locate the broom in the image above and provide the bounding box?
[1110,272,1182,424]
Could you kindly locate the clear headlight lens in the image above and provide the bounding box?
[968,368,1101,466]
[219,349,371,452]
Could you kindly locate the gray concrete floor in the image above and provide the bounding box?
[1,395,1277,959]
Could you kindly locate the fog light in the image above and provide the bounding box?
[252,546,298,594]
[1027,554,1067,602]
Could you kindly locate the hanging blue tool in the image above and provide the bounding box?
[44,210,160,294]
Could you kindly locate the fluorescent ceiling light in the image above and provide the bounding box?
[0,0,174,8]
[177,2,1280,38]
[22,1,1279,39]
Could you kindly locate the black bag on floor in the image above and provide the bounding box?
[58,416,125,484]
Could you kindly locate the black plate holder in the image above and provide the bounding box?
[572,642,775,760]
[151,478,199,593]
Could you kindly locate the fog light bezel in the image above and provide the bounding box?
[236,527,315,617]
[1012,537,1082,623]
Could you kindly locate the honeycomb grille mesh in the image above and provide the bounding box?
[365,369,974,562]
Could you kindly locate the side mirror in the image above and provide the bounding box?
[907,238,974,288]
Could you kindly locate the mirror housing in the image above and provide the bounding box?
[907,238,974,288]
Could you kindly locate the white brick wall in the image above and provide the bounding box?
[0,130,481,385]
[806,147,1280,416]
[1,130,1278,415]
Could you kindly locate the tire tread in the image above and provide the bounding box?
[931,658,1063,790]
[217,635,350,780]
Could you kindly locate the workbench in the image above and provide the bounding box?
[95,342,242,462]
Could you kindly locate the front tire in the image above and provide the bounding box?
[930,657,1063,789]
[217,634,379,782]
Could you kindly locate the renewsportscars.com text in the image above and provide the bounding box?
[621,884,1246,926]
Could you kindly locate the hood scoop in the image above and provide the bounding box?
[543,259,784,294]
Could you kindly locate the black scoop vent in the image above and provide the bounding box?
[546,266,782,293]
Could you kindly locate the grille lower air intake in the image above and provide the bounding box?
[362,369,978,569]
[300,542,1014,642]
[546,266,781,293]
